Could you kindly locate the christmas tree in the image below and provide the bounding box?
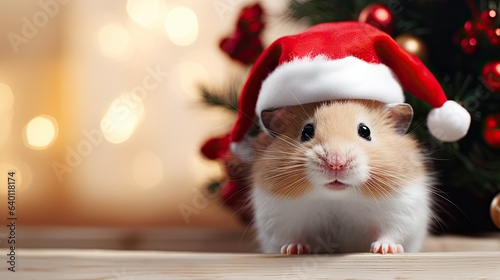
[200,0,500,233]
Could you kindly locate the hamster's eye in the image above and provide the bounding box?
[301,123,315,142]
[358,123,371,141]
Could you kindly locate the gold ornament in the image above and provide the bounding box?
[395,34,428,62]
[491,193,500,229]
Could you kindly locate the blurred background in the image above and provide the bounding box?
[0,0,302,248]
[1,0,499,251]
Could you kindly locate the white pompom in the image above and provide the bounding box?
[427,101,471,142]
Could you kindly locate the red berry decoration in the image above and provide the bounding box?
[237,4,264,33]
[200,134,230,160]
[358,4,394,34]
[219,3,265,65]
[484,113,500,149]
[482,61,500,92]
[463,20,476,35]
[454,21,479,54]
[487,27,500,46]
[461,36,478,54]
[480,9,497,26]
[458,7,500,52]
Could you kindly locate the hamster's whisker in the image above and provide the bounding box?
[369,167,420,187]
[427,191,461,235]
[264,176,302,186]
[283,83,316,121]
[274,136,309,153]
[276,178,308,199]
[253,153,306,161]
[367,176,415,211]
[363,181,390,213]
[427,187,469,221]
[265,162,306,171]
[365,175,399,201]
[220,184,253,208]
[231,186,259,245]
[428,207,446,234]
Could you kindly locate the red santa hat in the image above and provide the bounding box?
[226,21,471,155]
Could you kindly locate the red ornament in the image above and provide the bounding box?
[484,113,500,148]
[491,193,500,229]
[358,4,394,34]
[482,61,500,92]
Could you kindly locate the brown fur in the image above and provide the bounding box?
[251,99,427,199]
[252,103,320,198]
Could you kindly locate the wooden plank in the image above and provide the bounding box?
[11,226,500,252]
[423,234,500,252]
[13,227,258,252]
[1,249,500,279]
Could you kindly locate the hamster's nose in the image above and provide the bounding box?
[325,158,348,171]
[328,162,345,170]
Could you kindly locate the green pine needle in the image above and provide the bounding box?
[206,180,222,195]
[199,83,240,114]
[287,0,381,25]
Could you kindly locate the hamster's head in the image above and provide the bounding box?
[253,99,427,199]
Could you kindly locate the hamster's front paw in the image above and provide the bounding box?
[280,244,310,255]
[370,241,404,254]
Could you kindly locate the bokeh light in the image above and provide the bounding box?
[495,63,500,75]
[0,83,14,114]
[0,161,32,194]
[177,61,209,98]
[133,150,164,189]
[400,38,419,53]
[374,7,390,23]
[96,23,133,58]
[100,92,144,144]
[24,115,58,149]
[0,112,12,146]
[164,6,198,46]
[126,0,162,28]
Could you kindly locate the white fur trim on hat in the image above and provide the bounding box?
[230,139,255,162]
[427,100,471,142]
[256,55,405,117]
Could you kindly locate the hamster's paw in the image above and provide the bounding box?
[370,241,404,254]
[280,244,310,255]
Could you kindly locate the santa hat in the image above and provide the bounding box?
[226,21,470,155]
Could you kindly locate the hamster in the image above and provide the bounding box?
[249,99,433,254]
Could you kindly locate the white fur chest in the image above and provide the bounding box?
[251,182,431,253]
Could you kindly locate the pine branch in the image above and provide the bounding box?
[199,82,240,114]
[286,0,381,25]
[206,180,223,195]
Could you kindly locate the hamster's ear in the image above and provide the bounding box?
[261,108,288,137]
[384,103,414,134]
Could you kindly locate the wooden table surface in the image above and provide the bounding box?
[1,249,500,279]
[1,228,500,279]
